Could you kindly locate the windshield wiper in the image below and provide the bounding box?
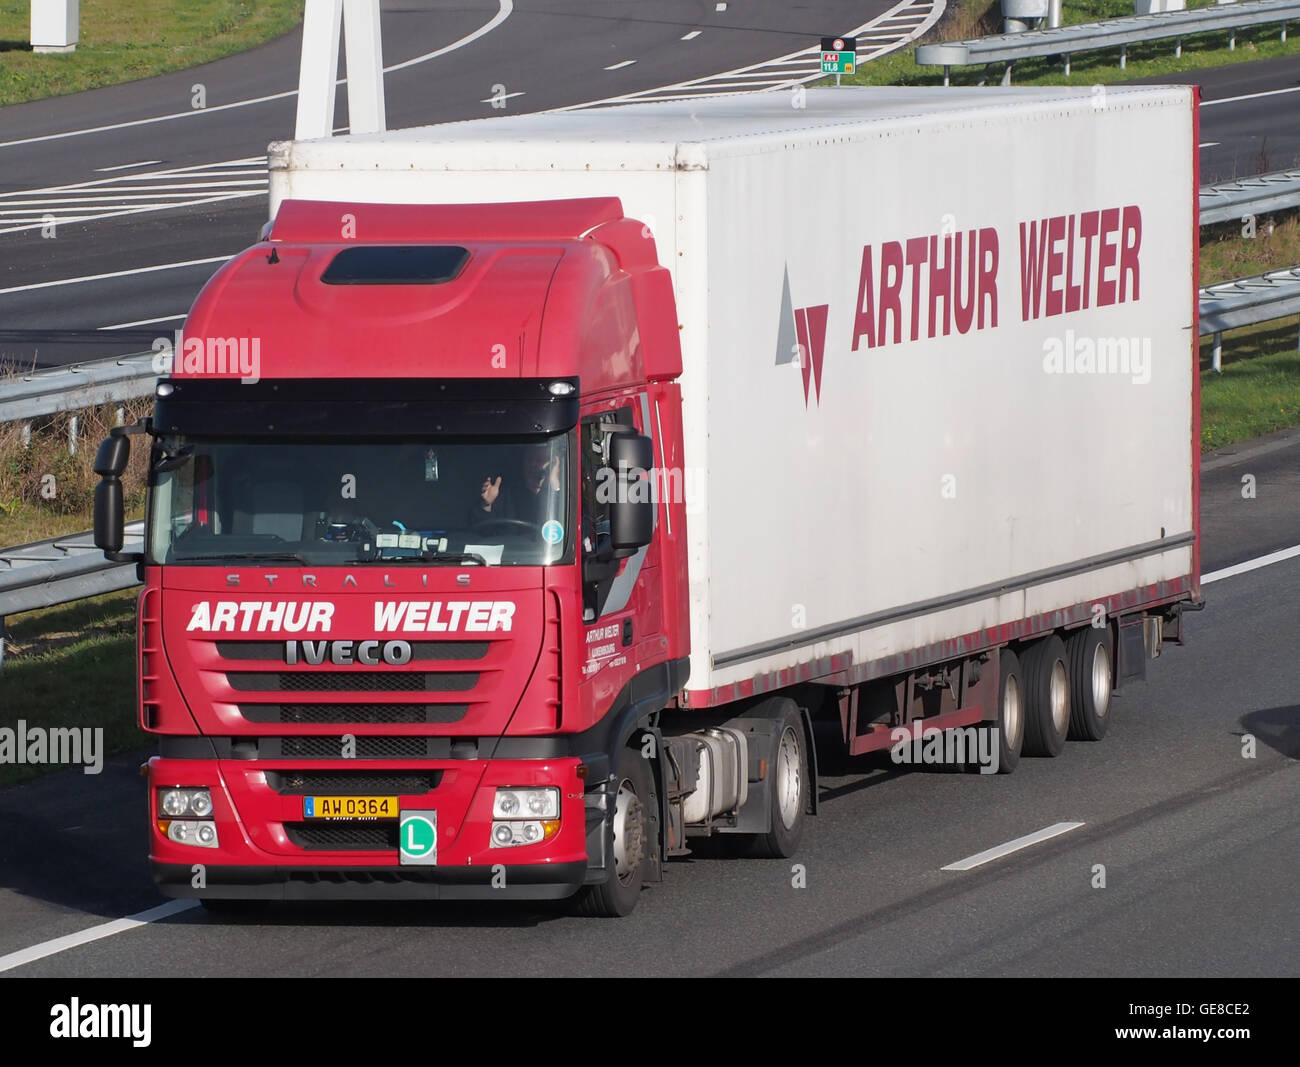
[419,550,488,566]
[174,552,313,565]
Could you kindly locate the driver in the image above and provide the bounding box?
[469,442,563,528]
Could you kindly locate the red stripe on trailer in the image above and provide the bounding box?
[1191,87,1203,593]
[681,575,1195,709]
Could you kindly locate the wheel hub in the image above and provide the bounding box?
[1091,643,1112,718]
[1049,660,1069,732]
[775,726,802,830]
[612,778,645,885]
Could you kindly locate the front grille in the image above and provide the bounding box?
[226,672,477,693]
[284,822,399,850]
[266,771,439,795]
[276,736,428,759]
[216,641,489,662]
[239,703,468,725]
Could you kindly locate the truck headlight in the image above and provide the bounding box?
[493,788,558,819]
[158,787,213,817]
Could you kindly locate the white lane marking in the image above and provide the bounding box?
[0,2,514,151]
[1202,85,1300,107]
[0,899,198,974]
[480,91,526,104]
[1199,142,1221,148]
[101,313,187,330]
[681,30,701,40]
[0,193,264,236]
[1202,544,1300,585]
[0,256,231,296]
[605,59,637,70]
[0,156,266,199]
[1,184,265,206]
[716,2,727,10]
[94,160,163,172]
[383,0,513,72]
[942,821,1084,872]
[562,0,942,110]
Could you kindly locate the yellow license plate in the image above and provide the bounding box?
[303,796,399,820]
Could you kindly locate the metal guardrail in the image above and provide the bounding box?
[2,175,1299,627]
[916,0,1300,84]
[1199,168,1300,225]
[0,350,159,424]
[0,522,143,668]
[1200,266,1300,370]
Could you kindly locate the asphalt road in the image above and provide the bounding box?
[0,431,1295,977]
[3,4,1297,371]
[1130,52,1300,183]
[0,2,1297,978]
[0,0,911,368]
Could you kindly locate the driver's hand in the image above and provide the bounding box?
[480,475,502,509]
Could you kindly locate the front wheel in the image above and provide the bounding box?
[748,699,809,858]
[573,744,652,917]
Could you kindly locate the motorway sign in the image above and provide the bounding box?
[820,36,856,75]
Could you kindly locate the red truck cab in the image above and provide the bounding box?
[94,198,704,915]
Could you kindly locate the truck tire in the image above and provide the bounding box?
[1066,626,1113,741]
[1021,635,1070,758]
[747,699,809,858]
[574,744,652,917]
[970,647,1024,774]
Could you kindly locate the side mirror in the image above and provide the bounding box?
[92,423,149,562]
[93,434,130,478]
[94,477,125,554]
[608,432,654,554]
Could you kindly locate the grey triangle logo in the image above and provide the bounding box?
[774,265,798,365]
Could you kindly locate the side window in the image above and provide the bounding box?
[580,405,637,620]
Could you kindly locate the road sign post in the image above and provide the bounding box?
[820,35,857,85]
[31,0,79,53]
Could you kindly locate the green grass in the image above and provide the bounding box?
[1200,214,1300,285]
[850,0,1300,133]
[1200,319,1300,449]
[0,503,144,553]
[0,0,302,107]
[0,589,142,786]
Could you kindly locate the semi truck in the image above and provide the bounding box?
[94,87,1201,916]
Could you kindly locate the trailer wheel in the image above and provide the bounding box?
[748,699,809,858]
[972,647,1024,774]
[574,744,651,918]
[1021,635,1071,757]
[1066,626,1112,741]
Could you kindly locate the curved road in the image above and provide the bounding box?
[0,0,924,368]
[0,1,1296,980]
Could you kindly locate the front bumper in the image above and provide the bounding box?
[149,755,592,899]
[154,860,587,900]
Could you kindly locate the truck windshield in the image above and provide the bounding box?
[146,434,573,567]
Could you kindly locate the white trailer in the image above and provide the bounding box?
[269,86,1199,764]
